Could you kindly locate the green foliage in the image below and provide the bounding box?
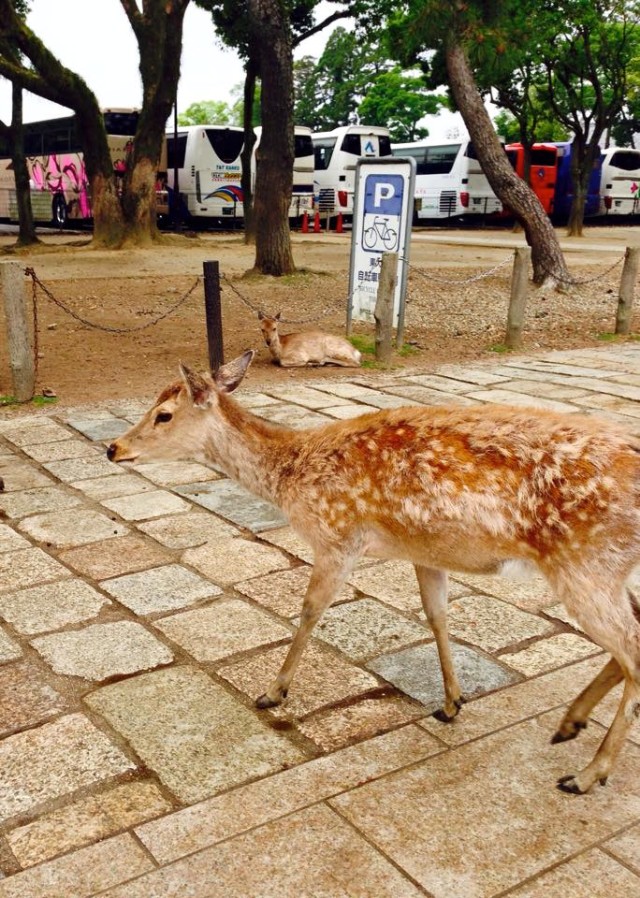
[358,67,441,140]
[178,100,234,125]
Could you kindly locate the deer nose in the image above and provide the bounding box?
[106,443,117,461]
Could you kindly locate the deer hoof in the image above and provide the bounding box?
[432,707,457,724]
[551,720,587,744]
[255,688,288,710]
[556,774,589,795]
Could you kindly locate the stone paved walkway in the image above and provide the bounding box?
[1,346,640,897]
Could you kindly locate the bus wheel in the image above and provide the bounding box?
[52,194,68,228]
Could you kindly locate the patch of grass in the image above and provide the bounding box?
[349,334,375,355]
[0,395,17,406]
[596,331,619,342]
[397,342,418,358]
[489,342,513,353]
[0,394,57,408]
[33,395,58,407]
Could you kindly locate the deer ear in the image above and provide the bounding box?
[179,363,213,408]
[214,350,255,394]
[275,312,282,321]
[258,310,264,320]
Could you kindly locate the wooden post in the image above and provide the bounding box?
[375,252,397,364]
[615,246,640,336]
[504,246,531,350]
[1,261,34,401]
[202,260,224,372]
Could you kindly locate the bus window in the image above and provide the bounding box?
[531,148,557,167]
[313,138,337,171]
[340,134,362,155]
[423,144,460,175]
[294,132,313,160]
[608,150,640,172]
[379,135,392,156]
[205,128,244,164]
[103,111,140,136]
[167,134,188,169]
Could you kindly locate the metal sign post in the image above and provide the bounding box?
[347,157,416,345]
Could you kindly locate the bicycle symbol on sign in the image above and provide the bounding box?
[362,215,399,252]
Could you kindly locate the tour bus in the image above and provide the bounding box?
[505,142,558,214]
[391,138,502,221]
[252,125,315,220]
[312,124,392,219]
[598,146,640,216]
[0,108,168,226]
[165,124,244,225]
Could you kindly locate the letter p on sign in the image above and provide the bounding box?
[374,182,395,206]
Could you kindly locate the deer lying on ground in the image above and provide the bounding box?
[258,311,361,368]
[107,351,640,794]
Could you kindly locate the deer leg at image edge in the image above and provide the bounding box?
[552,657,624,744]
[415,565,463,721]
[256,553,354,709]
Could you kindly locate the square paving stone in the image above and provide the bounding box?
[323,403,381,419]
[236,566,356,618]
[32,620,173,680]
[349,560,470,615]
[182,538,290,586]
[0,486,82,520]
[98,804,425,898]
[0,713,135,824]
[134,461,222,487]
[219,641,381,717]
[20,439,100,463]
[0,525,29,553]
[18,508,128,548]
[136,511,240,549]
[0,834,153,898]
[59,535,171,580]
[500,633,602,676]
[101,490,192,521]
[258,526,315,563]
[174,479,287,532]
[265,385,354,409]
[298,694,425,752]
[606,822,640,876]
[70,473,157,500]
[0,548,71,593]
[0,421,73,447]
[0,627,21,663]
[257,404,331,428]
[153,598,291,662]
[0,661,68,736]
[7,780,172,868]
[0,579,111,635]
[85,666,304,803]
[503,850,640,898]
[451,570,556,612]
[447,594,555,653]
[331,712,640,898]
[66,417,131,441]
[311,598,430,661]
[42,454,122,482]
[101,563,222,615]
[367,642,520,713]
[0,458,54,492]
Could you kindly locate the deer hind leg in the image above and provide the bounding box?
[256,553,353,709]
[552,657,623,744]
[414,565,463,722]
[557,671,640,794]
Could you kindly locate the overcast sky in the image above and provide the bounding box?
[0,1,462,137]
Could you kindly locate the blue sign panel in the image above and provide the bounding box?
[363,174,405,216]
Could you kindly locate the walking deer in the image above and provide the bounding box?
[258,311,361,368]
[107,351,640,794]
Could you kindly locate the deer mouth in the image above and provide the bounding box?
[106,443,139,464]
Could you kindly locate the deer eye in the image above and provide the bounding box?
[155,411,173,425]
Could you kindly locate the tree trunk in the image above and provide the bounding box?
[241,60,258,245]
[10,81,39,246]
[445,41,571,287]
[248,0,295,276]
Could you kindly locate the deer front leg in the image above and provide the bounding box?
[557,673,640,794]
[552,657,623,744]
[256,555,352,709]
[414,565,463,722]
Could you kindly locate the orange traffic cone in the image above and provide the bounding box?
[335,212,344,234]
[301,211,309,233]
[313,212,321,233]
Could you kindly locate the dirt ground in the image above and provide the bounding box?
[0,223,638,409]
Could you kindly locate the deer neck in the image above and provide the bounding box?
[203,392,295,503]
[269,329,284,361]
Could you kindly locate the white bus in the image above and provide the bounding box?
[253,125,315,220]
[312,124,392,219]
[391,138,502,221]
[599,147,640,216]
[166,124,244,225]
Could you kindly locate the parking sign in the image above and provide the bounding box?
[349,157,415,333]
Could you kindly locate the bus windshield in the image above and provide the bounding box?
[313,138,337,171]
[205,129,244,164]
